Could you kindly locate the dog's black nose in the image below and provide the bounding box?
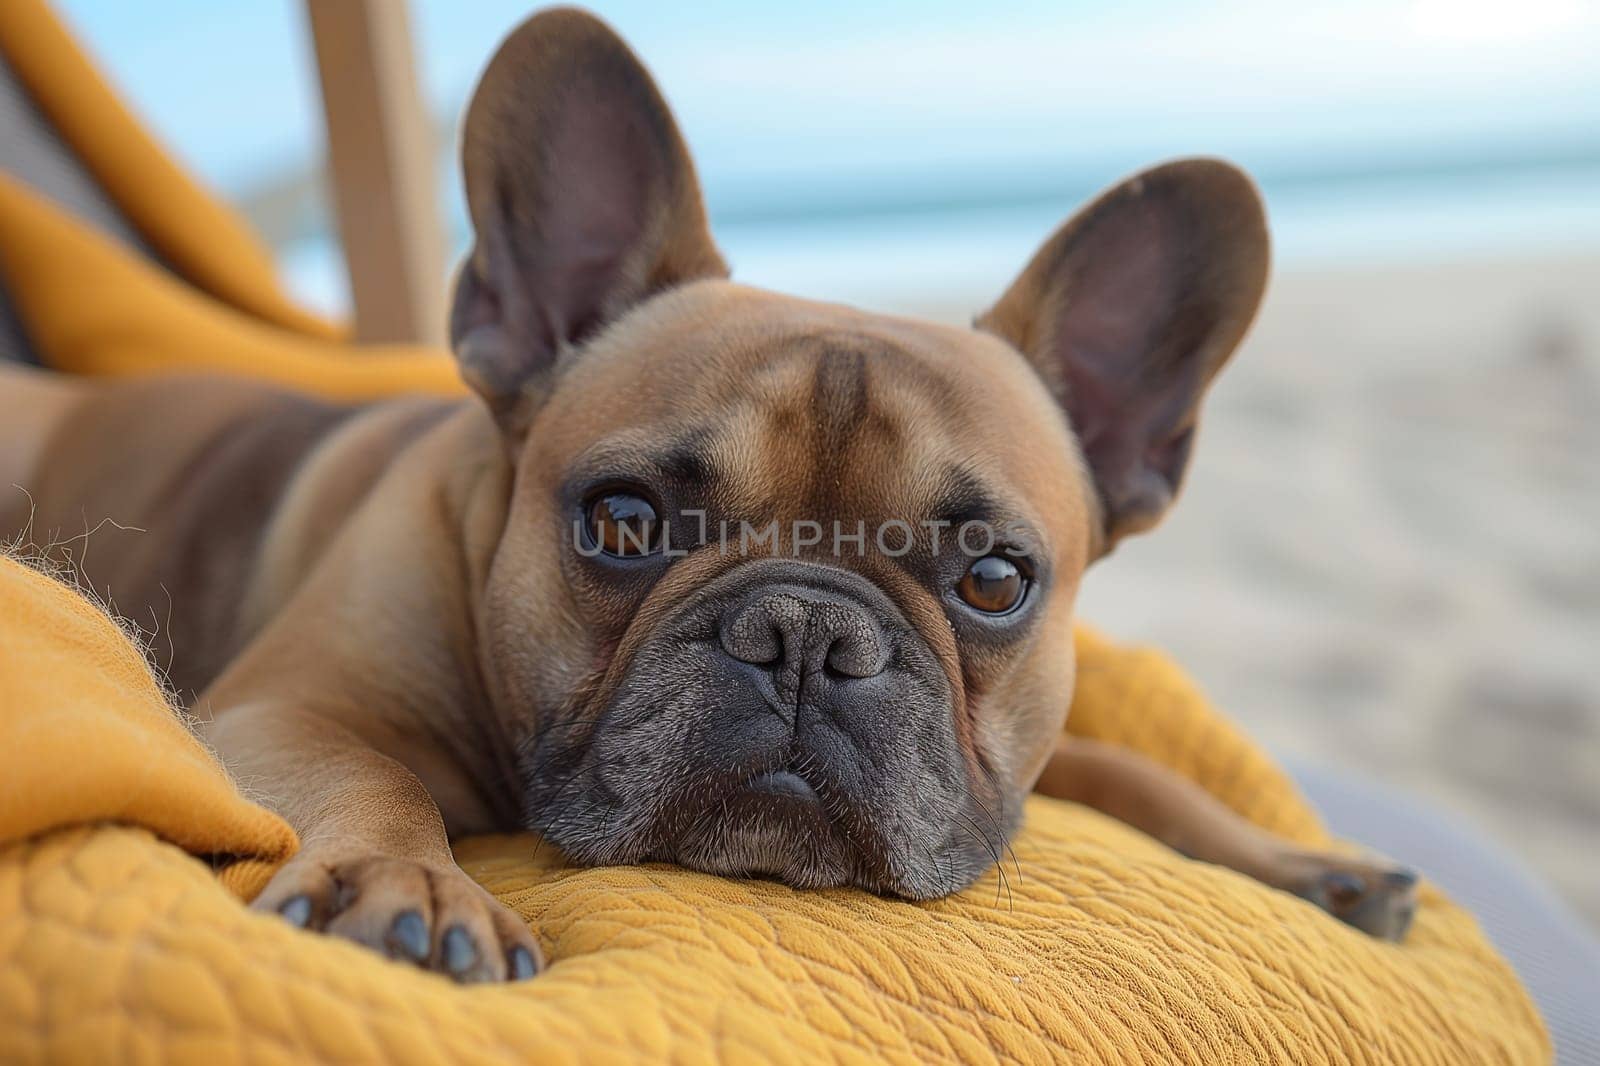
[719,584,888,682]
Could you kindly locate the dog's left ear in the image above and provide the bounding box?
[451,8,727,426]
[978,158,1269,554]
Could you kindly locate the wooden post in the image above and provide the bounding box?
[303,0,446,345]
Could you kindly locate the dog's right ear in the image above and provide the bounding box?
[977,159,1269,555]
[450,7,727,427]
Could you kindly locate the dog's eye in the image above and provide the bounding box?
[586,492,662,557]
[956,555,1027,614]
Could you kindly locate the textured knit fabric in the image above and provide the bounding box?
[0,557,1550,1063]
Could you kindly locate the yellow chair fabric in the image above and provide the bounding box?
[0,0,338,339]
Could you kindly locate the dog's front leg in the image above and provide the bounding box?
[1035,737,1420,940]
[203,702,541,981]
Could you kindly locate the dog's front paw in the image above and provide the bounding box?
[253,852,542,982]
[1275,850,1420,942]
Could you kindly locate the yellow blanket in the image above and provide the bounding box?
[0,553,1547,1063]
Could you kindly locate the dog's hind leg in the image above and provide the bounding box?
[1035,736,1420,940]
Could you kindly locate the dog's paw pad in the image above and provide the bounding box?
[254,853,544,981]
[277,893,314,928]
[385,909,430,962]
[1284,854,1420,942]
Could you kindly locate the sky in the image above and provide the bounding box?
[51,0,1600,313]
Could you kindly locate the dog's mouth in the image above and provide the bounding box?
[522,719,924,894]
[519,688,1010,899]
[525,721,1006,900]
[742,767,819,805]
[668,757,834,839]
[636,755,881,891]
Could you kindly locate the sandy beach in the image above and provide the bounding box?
[989,249,1600,926]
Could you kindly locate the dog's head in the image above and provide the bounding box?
[451,8,1268,897]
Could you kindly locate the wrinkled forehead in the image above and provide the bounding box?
[534,282,1092,551]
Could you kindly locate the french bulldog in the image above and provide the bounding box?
[0,7,1418,983]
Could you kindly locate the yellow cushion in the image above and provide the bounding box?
[0,554,1548,1063]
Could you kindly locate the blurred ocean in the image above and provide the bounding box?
[53,0,1600,316]
[281,156,1600,319]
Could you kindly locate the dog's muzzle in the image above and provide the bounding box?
[525,559,993,898]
